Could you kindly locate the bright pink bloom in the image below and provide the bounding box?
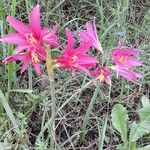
[78,17,103,53]
[111,42,142,68]
[93,66,111,85]
[0,5,59,75]
[55,29,98,74]
[0,5,59,54]
[111,42,143,83]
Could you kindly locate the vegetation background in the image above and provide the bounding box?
[0,0,150,149]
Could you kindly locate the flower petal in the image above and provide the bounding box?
[33,62,41,75]
[29,5,41,37]
[6,16,30,35]
[64,29,74,53]
[20,55,30,74]
[0,33,28,45]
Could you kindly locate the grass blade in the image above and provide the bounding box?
[0,89,19,132]
[80,85,100,142]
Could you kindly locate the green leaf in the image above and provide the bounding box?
[129,116,150,142]
[0,142,12,150]
[0,89,19,132]
[141,95,150,107]
[139,105,150,121]
[139,96,150,121]
[111,104,128,145]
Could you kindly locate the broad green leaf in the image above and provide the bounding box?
[111,104,128,145]
[0,142,12,150]
[141,95,150,107]
[139,96,150,121]
[129,116,150,142]
[139,105,150,121]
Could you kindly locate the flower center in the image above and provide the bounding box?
[70,55,78,62]
[26,33,38,45]
[99,70,105,81]
[118,55,128,64]
[31,53,39,63]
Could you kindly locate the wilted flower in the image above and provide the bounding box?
[93,66,111,85]
[0,5,59,74]
[111,42,143,83]
[78,17,103,53]
[55,29,98,74]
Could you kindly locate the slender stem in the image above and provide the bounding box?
[49,80,56,149]
[28,65,33,90]
[45,45,56,149]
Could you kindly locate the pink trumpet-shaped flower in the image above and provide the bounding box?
[78,17,103,53]
[93,66,111,85]
[0,5,59,53]
[111,42,143,83]
[0,5,59,75]
[55,29,98,74]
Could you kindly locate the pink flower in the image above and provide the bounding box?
[111,42,142,68]
[93,66,111,85]
[0,5,59,75]
[4,50,44,75]
[55,29,98,74]
[0,5,59,54]
[111,42,143,83]
[78,17,103,53]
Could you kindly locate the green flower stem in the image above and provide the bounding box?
[28,65,33,90]
[45,45,56,149]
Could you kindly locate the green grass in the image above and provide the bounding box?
[0,0,150,149]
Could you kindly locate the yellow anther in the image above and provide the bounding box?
[26,33,38,45]
[119,55,127,64]
[31,53,39,63]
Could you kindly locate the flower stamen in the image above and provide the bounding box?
[26,33,38,45]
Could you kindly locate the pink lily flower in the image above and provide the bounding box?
[111,42,142,68]
[0,5,59,75]
[92,66,111,85]
[111,42,143,83]
[0,5,59,54]
[55,29,98,74]
[78,17,103,53]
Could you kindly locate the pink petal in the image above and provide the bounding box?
[33,63,42,75]
[64,29,74,53]
[6,16,30,35]
[21,55,30,74]
[127,58,142,67]
[15,45,30,53]
[29,5,41,37]
[0,33,28,45]
[3,55,16,63]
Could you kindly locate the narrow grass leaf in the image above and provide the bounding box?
[0,89,19,132]
[80,85,100,142]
